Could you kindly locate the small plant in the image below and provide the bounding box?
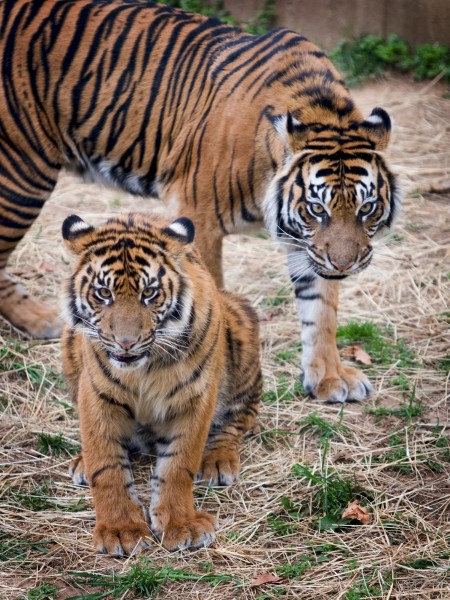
[22,583,58,600]
[298,408,349,441]
[263,373,305,404]
[68,560,235,599]
[366,384,422,421]
[36,432,80,457]
[337,320,417,368]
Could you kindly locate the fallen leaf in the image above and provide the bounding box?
[249,573,284,588]
[342,500,371,525]
[341,345,372,366]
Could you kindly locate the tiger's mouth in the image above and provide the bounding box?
[108,351,148,364]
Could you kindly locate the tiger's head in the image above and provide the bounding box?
[265,107,401,280]
[62,213,196,370]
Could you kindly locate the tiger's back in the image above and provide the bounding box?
[60,212,261,554]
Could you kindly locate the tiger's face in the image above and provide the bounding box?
[265,107,401,280]
[62,214,195,370]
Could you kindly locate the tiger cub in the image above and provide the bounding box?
[61,212,262,555]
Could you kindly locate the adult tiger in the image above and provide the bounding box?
[61,212,262,553]
[0,0,400,403]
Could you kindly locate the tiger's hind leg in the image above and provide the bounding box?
[197,293,262,486]
[0,166,61,338]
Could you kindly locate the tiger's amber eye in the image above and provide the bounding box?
[360,202,375,214]
[97,287,112,300]
[142,287,157,299]
[311,203,325,215]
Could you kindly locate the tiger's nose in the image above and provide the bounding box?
[115,337,139,351]
[331,259,353,272]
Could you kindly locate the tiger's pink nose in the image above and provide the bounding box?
[330,258,353,272]
[115,337,138,351]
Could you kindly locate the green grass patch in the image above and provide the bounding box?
[67,559,236,599]
[298,407,349,441]
[36,432,80,457]
[20,583,58,600]
[5,483,87,513]
[337,320,417,368]
[0,342,65,392]
[261,288,291,308]
[0,530,52,562]
[263,373,305,404]
[366,385,422,421]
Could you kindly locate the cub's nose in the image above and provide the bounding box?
[115,337,139,351]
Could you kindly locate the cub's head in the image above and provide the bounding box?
[62,213,195,370]
[265,107,401,280]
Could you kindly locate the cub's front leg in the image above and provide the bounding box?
[149,401,216,551]
[291,272,373,403]
[77,377,149,555]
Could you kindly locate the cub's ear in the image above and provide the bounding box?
[163,217,195,245]
[272,111,310,153]
[359,107,392,151]
[62,214,95,254]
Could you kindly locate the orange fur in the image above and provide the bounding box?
[61,213,261,554]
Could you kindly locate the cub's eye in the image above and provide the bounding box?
[310,203,326,216]
[96,287,112,301]
[141,287,158,302]
[359,202,376,216]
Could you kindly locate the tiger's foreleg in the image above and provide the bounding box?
[77,375,149,556]
[148,393,217,551]
[291,272,373,403]
[0,174,61,338]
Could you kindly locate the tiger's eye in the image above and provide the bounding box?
[311,203,325,215]
[142,286,157,299]
[360,202,375,215]
[97,287,112,300]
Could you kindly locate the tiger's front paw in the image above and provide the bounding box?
[150,509,216,551]
[196,447,240,486]
[303,360,373,403]
[94,518,150,556]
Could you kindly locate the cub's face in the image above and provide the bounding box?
[62,214,195,370]
[265,107,401,280]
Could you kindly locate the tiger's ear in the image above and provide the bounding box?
[62,214,96,254]
[359,107,392,151]
[273,111,310,153]
[163,217,195,245]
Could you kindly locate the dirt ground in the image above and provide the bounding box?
[0,76,449,599]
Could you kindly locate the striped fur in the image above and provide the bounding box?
[61,213,262,554]
[0,0,400,402]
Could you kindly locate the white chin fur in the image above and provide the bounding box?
[109,356,149,370]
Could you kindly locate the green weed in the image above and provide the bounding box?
[5,483,87,513]
[366,385,422,421]
[36,432,80,457]
[263,373,305,404]
[68,559,235,599]
[261,288,291,308]
[298,407,349,441]
[0,343,65,391]
[0,530,51,562]
[21,583,58,600]
[275,555,311,578]
[337,320,417,368]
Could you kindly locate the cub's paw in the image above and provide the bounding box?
[94,519,150,556]
[196,448,240,486]
[69,455,88,486]
[151,510,216,551]
[303,361,373,403]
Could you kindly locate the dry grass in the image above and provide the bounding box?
[1,77,449,599]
